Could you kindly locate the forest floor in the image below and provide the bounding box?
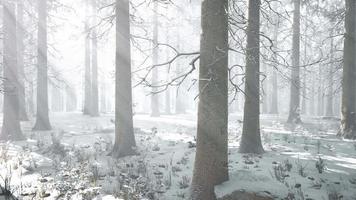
[0,112,356,199]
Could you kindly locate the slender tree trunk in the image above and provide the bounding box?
[91,0,99,117]
[325,28,334,117]
[151,1,160,117]
[190,0,229,199]
[239,0,264,154]
[310,73,315,115]
[33,0,51,131]
[270,19,279,114]
[17,1,29,121]
[287,0,302,123]
[0,0,24,140]
[164,25,171,115]
[83,0,92,115]
[28,80,35,116]
[112,0,136,158]
[100,82,106,113]
[340,0,356,139]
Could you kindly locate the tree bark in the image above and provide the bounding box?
[17,0,29,121]
[287,0,302,124]
[112,0,136,158]
[239,0,264,154]
[83,0,92,115]
[91,0,99,117]
[0,0,24,141]
[190,0,229,199]
[340,0,356,139]
[33,0,52,131]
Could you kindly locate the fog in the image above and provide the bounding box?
[0,0,355,199]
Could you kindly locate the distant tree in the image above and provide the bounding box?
[151,1,160,117]
[17,0,29,121]
[287,0,302,123]
[0,0,25,141]
[190,0,229,199]
[33,0,52,131]
[339,0,356,139]
[91,0,99,117]
[83,0,92,116]
[239,0,264,154]
[270,18,279,115]
[325,26,335,117]
[112,0,136,158]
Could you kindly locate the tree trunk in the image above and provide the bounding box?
[270,19,279,115]
[33,0,52,131]
[190,1,229,199]
[325,28,334,117]
[0,0,24,141]
[287,0,302,124]
[310,73,315,115]
[83,0,92,115]
[239,0,264,154]
[100,82,106,113]
[17,1,29,121]
[112,0,136,158]
[91,0,99,117]
[340,0,356,139]
[151,1,160,117]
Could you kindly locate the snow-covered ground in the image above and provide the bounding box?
[0,112,356,199]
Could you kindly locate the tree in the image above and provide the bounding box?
[339,0,356,139]
[17,0,29,121]
[0,0,25,141]
[190,0,229,199]
[33,0,52,131]
[239,0,264,154]
[112,0,136,158]
[91,0,99,117]
[325,26,335,117]
[270,18,279,115]
[287,0,302,123]
[151,0,160,117]
[83,0,92,115]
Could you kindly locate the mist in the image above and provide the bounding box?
[0,0,355,199]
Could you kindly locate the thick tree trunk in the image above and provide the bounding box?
[325,29,334,117]
[287,0,302,124]
[112,0,136,158]
[151,1,160,117]
[239,0,264,154]
[340,0,356,139]
[33,0,52,131]
[83,0,92,115]
[91,0,99,117]
[190,1,229,199]
[17,1,29,121]
[0,0,24,141]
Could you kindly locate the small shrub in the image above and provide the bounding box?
[178,176,190,189]
[315,156,326,174]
